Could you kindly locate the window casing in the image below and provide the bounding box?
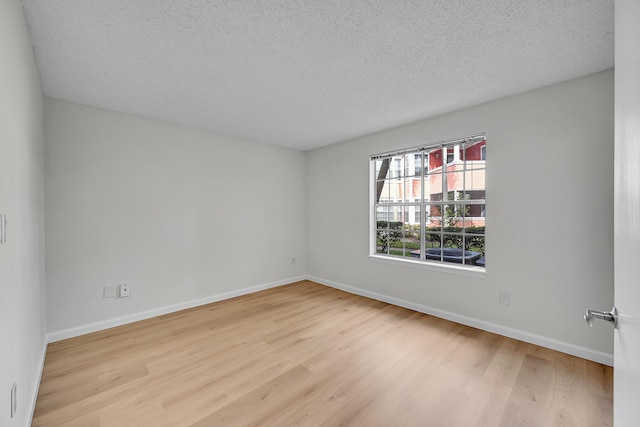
[371,135,486,270]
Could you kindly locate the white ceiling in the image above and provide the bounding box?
[21,0,614,151]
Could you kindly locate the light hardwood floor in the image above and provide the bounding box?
[33,280,612,426]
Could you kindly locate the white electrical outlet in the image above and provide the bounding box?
[291,256,296,265]
[499,291,511,306]
[119,283,130,297]
[103,285,115,298]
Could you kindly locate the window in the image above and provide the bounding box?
[371,135,486,270]
[414,153,423,175]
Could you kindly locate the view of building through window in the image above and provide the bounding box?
[372,135,486,268]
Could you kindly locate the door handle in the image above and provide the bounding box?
[584,307,618,329]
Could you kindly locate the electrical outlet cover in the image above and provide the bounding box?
[119,283,130,297]
[499,291,511,306]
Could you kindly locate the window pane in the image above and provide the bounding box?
[376,206,389,227]
[376,230,389,254]
[443,171,465,196]
[401,177,422,202]
[401,206,411,230]
[464,190,485,203]
[463,140,482,157]
[442,234,483,265]
[410,178,422,202]
[409,205,422,231]
[424,174,441,201]
[463,140,486,169]
[466,235,485,257]
[443,203,469,228]
[377,216,402,255]
[403,154,412,178]
[402,177,412,202]
[388,205,402,223]
[389,156,404,178]
[464,169,485,191]
[426,246,480,265]
[443,233,462,249]
[425,230,441,248]
[391,178,402,202]
[428,192,442,202]
[377,179,391,203]
[425,246,443,262]
[387,207,416,258]
[425,147,444,172]
[465,160,486,171]
[413,153,423,176]
[387,214,404,257]
[465,203,486,222]
[402,206,420,255]
[374,159,389,177]
[425,204,442,229]
[465,223,485,234]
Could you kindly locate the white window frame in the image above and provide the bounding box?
[369,134,486,276]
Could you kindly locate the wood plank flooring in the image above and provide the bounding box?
[33,280,612,426]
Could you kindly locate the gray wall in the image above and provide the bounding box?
[307,70,614,361]
[45,71,616,362]
[44,98,307,335]
[0,1,47,425]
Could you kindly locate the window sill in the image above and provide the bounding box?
[368,254,487,278]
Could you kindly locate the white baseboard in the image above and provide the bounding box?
[307,275,614,367]
[26,337,47,427]
[46,276,306,343]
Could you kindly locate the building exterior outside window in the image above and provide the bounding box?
[372,135,486,269]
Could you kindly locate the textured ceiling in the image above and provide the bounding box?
[21,0,613,151]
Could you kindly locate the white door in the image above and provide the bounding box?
[614,0,640,424]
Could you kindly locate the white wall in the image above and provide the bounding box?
[0,1,47,425]
[307,70,614,361]
[45,98,307,335]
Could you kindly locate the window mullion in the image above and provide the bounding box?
[462,146,467,263]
